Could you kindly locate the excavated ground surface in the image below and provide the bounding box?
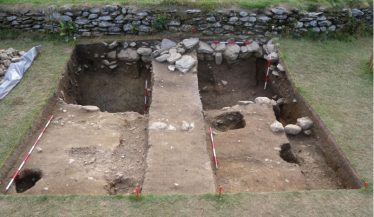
[2,41,352,195]
[7,101,148,195]
[199,60,343,192]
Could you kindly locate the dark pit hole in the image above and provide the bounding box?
[197,58,274,110]
[60,44,151,114]
[15,169,42,193]
[279,143,299,164]
[212,111,246,132]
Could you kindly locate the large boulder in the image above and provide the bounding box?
[270,120,284,133]
[137,47,152,56]
[296,117,313,130]
[117,48,139,61]
[175,55,196,73]
[223,44,240,62]
[198,41,214,54]
[182,38,199,49]
[161,38,176,50]
[284,124,302,135]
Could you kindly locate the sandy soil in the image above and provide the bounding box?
[7,100,147,195]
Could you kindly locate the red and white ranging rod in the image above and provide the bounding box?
[264,59,272,90]
[5,115,54,192]
[209,127,218,169]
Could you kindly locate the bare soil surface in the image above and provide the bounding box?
[204,104,341,192]
[142,54,215,194]
[6,101,148,195]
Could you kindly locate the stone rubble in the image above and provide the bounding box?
[0,48,24,80]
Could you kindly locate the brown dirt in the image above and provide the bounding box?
[6,101,148,195]
[197,58,275,110]
[60,44,151,114]
[204,104,341,192]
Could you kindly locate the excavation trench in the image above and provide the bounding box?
[198,58,353,192]
[1,39,361,194]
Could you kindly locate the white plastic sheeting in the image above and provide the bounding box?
[0,46,41,100]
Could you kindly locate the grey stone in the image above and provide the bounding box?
[98,15,112,21]
[284,124,302,135]
[328,25,336,31]
[186,9,201,14]
[255,97,273,105]
[88,13,98,19]
[206,16,216,22]
[60,15,72,22]
[167,52,182,64]
[98,21,114,28]
[223,25,234,31]
[352,8,364,17]
[137,47,152,56]
[257,15,271,23]
[6,16,17,22]
[89,8,100,14]
[117,48,139,61]
[107,50,117,59]
[295,21,303,28]
[318,20,332,27]
[296,117,313,130]
[139,25,151,32]
[175,55,196,73]
[312,27,320,32]
[82,105,100,112]
[228,17,239,23]
[215,52,223,65]
[223,44,240,62]
[168,20,181,26]
[181,38,199,49]
[109,26,121,32]
[155,53,170,62]
[239,11,248,17]
[211,43,226,52]
[123,23,132,32]
[75,18,90,25]
[270,120,284,133]
[271,7,289,15]
[198,41,214,54]
[161,39,176,50]
[246,41,261,54]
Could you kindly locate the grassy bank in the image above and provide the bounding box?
[0,33,71,168]
[280,37,373,182]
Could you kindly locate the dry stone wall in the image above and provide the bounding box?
[0,6,372,38]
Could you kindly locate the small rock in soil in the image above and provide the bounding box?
[82,105,100,112]
[255,97,272,105]
[238,100,254,105]
[149,121,168,130]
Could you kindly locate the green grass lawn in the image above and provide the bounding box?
[0,0,371,9]
[0,190,372,216]
[0,33,71,168]
[280,37,373,182]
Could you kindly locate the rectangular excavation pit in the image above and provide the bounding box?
[3,42,152,195]
[198,59,353,192]
[61,43,151,114]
